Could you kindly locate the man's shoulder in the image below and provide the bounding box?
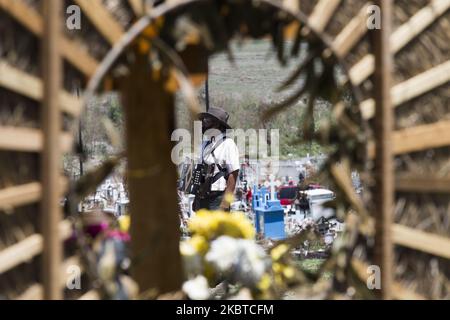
[223,137,238,147]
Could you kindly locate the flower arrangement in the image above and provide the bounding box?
[180,210,302,299]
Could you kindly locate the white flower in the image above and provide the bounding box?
[205,236,239,272]
[182,275,211,300]
[235,240,269,287]
[205,236,270,288]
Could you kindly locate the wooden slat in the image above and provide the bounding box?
[0,234,42,274]
[396,177,450,193]
[78,289,100,300]
[350,0,450,86]
[0,182,41,209]
[74,0,125,45]
[0,61,82,117]
[308,0,341,32]
[60,38,99,78]
[0,179,67,210]
[351,258,425,300]
[0,127,43,152]
[393,224,450,259]
[0,127,73,153]
[16,284,42,300]
[390,0,450,54]
[0,220,72,275]
[16,256,82,300]
[0,0,98,77]
[128,0,144,16]
[349,54,374,86]
[391,59,450,106]
[332,3,371,58]
[361,60,450,119]
[0,0,42,34]
[79,275,138,300]
[369,120,450,158]
[392,120,450,155]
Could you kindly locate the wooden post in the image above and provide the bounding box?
[371,0,393,299]
[41,0,63,300]
[205,74,210,111]
[121,54,183,294]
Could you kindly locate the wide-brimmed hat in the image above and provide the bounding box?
[198,106,232,129]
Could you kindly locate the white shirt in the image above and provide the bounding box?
[201,133,240,191]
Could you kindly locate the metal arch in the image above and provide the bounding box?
[83,0,365,110]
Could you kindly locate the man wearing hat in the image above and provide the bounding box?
[193,106,240,211]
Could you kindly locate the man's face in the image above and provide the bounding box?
[201,116,217,134]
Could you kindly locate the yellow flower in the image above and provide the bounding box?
[272,262,282,274]
[282,266,295,279]
[257,274,272,291]
[188,210,255,240]
[270,244,290,261]
[188,235,209,255]
[118,215,130,233]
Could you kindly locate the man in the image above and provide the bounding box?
[192,106,240,211]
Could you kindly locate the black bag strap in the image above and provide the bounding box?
[200,136,229,190]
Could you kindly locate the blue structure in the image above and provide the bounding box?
[252,186,286,240]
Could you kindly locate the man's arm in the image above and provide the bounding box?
[220,170,239,210]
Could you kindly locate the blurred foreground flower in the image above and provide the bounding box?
[180,209,304,299]
[182,275,211,300]
[188,210,255,240]
[206,236,270,288]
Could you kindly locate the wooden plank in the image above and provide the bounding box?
[128,0,144,16]
[371,0,393,300]
[0,60,82,117]
[332,3,371,58]
[0,127,43,152]
[390,0,450,54]
[0,127,73,153]
[16,256,82,300]
[60,38,99,78]
[16,284,42,300]
[79,275,138,300]
[393,224,450,259]
[308,0,341,32]
[351,258,425,300]
[349,54,374,86]
[350,0,450,86]
[0,0,42,34]
[396,177,450,193]
[368,120,450,158]
[360,60,450,119]
[74,0,124,45]
[41,0,63,300]
[78,289,100,300]
[0,221,71,275]
[0,182,41,210]
[0,234,42,274]
[0,0,99,77]
[393,120,450,155]
[391,59,450,107]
